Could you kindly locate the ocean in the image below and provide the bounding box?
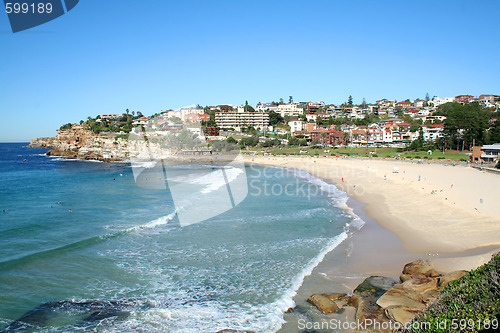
[0,143,360,332]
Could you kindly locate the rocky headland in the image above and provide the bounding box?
[28,124,130,161]
[28,124,219,162]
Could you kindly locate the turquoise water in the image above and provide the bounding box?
[0,143,356,332]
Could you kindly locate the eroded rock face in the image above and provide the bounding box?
[402,259,435,277]
[375,285,426,311]
[438,270,468,289]
[29,125,134,161]
[385,305,418,325]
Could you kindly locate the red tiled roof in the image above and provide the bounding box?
[310,128,344,136]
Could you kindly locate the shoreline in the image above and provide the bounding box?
[243,154,500,331]
[244,154,500,253]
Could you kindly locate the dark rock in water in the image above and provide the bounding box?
[290,304,311,315]
[81,309,130,323]
[216,330,255,333]
[2,300,133,332]
[353,276,398,299]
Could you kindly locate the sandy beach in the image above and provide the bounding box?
[243,154,500,331]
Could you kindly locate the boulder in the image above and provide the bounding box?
[322,293,347,301]
[353,276,398,298]
[421,289,440,304]
[376,285,426,311]
[402,259,435,277]
[427,269,442,278]
[323,293,350,308]
[400,274,412,282]
[438,270,468,289]
[385,306,418,325]
[307,294,340,314]
[350,294,390,329]
[401,275,438,295]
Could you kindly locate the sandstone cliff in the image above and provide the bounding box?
[29,125,131,161]
[28,124,202,162]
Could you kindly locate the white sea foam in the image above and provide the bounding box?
[130,161,157,169]
[259,232,349,332]
[168,166,244,194]
[291,168,366,230]
[50,157,104,163]
[127,212,176,232]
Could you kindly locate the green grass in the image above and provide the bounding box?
[400,253,500,333]
[243,146,470,161]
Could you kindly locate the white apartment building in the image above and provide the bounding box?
[432,97,455,106]
[100,114,119,119]
[288,120,303,133]
[277,104,304,117]
[255,103,279,112]
[215,112,269,130]
[166,108,205,121]
[421,125,444,141]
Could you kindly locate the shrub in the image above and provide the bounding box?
[59,123,72,130]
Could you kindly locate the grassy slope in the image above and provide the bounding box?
[243,146,470,161]
[400,253,500,333]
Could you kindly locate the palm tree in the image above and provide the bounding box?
[343,131,350,145]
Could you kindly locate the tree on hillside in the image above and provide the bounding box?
[439,102,489,148]
[244,102,255,112]
[279,98,284,105]
[268,111,284,126]
[361,98,367,108]
[289,96,293,104]
[348,95,353,107]
[425,93,430,101]
[489,119,500,144]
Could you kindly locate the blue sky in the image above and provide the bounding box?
[1,0,499,141]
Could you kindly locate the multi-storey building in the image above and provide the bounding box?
[215,112,269,130]
[277,104,304,117]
